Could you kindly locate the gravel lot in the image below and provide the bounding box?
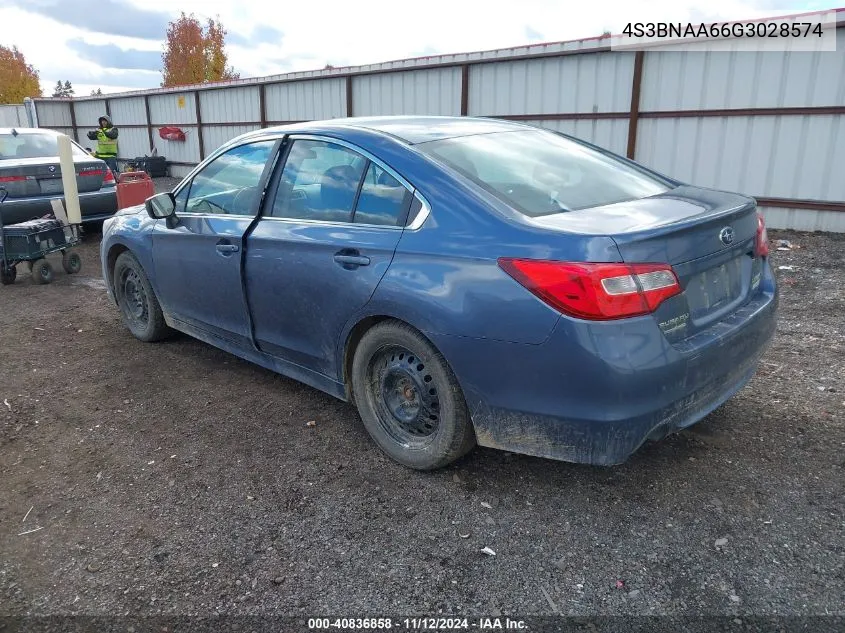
[1,193,843,622]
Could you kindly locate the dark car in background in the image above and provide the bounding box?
[0,128,117,225]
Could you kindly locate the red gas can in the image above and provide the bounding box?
[116,171,156,210]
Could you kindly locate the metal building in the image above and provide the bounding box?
[28,10,845,232]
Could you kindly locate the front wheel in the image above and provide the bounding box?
[113,252,172,342]
[31,259,53,284]
[351,321,476,470]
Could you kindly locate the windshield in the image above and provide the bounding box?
[419,130,671,216]
[0,133,88,160]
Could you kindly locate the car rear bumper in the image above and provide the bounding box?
[0,187,117,225]
[430,262,778,466]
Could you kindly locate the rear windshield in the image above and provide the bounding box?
[0,133,87,160]
[419,129,670,216]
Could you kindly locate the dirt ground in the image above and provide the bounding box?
[1,208,843,621]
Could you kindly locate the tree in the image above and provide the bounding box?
[161,12,239,87]
[90,88,103,96]
[52,80,74,98]
[0,45,41,104]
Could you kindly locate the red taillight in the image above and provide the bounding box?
[0,175,26,183]
[755,210,769,257]
[103,169,115,185]
[80,168,105,177]
[497,259,682,321]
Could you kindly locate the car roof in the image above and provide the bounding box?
[246,116,529,145]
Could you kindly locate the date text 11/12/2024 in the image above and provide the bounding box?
[308,618,527,630]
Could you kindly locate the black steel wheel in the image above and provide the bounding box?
[351,321,475,470]
[62,249,82,274]
[31,259,53,285]
[0,264,16,285]
[113,252,172,342]
[372,345,442,443]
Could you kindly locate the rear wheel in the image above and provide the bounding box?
[62,249,82,274]
[351,321,475,470]
[31,259,53,284]
[0,264,16,285]
[113,252,172,342]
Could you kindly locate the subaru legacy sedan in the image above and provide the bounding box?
[101,116,777,470]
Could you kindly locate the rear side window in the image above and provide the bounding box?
[419,130,670,216]
[0,133,87,159]
[271,140,366,222]
[354,163,411,226]
[270,139,411,226]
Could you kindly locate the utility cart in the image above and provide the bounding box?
[0,188,83,285]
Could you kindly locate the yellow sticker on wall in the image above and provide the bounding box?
[177,95,185,109]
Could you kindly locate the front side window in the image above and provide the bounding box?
[184,140,276,216]
[419,130,670,217]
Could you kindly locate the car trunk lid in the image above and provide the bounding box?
[527,185,762,336]
[0,156,106,198]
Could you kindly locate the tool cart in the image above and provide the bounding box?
[0,188,83,285]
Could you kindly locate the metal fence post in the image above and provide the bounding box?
[194,91,205,160]
[626,51,645,160]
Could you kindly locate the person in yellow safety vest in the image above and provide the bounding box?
[86,115,119,175]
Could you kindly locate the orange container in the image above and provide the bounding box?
[116,171,156,210]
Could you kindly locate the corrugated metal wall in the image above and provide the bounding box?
[352,68,462,116]
[202,124,259,154]
[468,52,635,115]
[34,101,73,127]
[529,118,630,157]
[264,78,347,121]
[30,16,844,231]
[640,29,845,110]
[637,115,845,201]
[201,86,260,123]
[0,104,27,127]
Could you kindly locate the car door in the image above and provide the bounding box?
[244,136,415,378]
[152,139,278,348]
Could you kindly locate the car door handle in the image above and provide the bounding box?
[333,253,371,267]
[216,243,239,254]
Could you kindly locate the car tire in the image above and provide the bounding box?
[1,264,16,285]
[351,320,476,470]
[62,249,82,274]
[113,252,172,342]
[31,259,53,285]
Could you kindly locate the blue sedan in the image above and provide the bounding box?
[100,116,777,470]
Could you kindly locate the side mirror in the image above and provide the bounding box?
[145,192,176,220]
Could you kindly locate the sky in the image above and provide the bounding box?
[0,0,837,96]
